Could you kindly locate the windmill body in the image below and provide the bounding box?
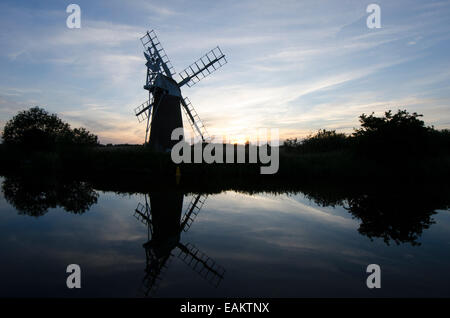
[134,30,227,151]
[146,75,183,151]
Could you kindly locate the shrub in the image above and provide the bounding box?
[1,106,98,149]
[353,109,431,156]
[284,130,348,153]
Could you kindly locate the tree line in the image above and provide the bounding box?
[1,106,98,149]
[2,107,449,158]
[284,109,450,156]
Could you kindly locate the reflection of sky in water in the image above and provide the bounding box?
[0,183,450,297]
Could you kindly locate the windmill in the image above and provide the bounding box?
[133,30,227,151]
[133,192,226,296]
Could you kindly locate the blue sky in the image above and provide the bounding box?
[0,0,449,144]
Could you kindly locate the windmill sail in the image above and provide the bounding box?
[181,97,211,142]
[178,47,227,88]
[134,98,154,123]
[140,30,176,78]
[133,29,226,147]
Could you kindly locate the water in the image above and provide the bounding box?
[0,175,449,297]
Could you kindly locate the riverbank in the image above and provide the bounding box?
[1,144,449,192]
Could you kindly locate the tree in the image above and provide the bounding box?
[283,138,301,151]
[2,107,70,148]
[69,127,98,146]
[1,106,98,148]
[354,110,428,136]
[283,130,348,153]
[301,129,348,153]
[353,109,431,156]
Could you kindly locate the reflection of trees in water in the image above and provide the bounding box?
[346,194,436,246]
[2,176,98,216]
[3,171,448,247]
[302,185,450,246]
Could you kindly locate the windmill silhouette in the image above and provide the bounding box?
[133,30,227,151]
[133,192,226,296]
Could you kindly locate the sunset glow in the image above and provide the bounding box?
[1,1,449,144]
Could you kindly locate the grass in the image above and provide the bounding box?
[1,143,449,191]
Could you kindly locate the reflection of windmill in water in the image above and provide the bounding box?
[133,193,225,296]
[133,30,227,151]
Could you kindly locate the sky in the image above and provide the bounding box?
[0,0,449,144]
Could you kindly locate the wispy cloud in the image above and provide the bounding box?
[0,0,449,143]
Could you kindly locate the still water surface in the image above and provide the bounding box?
[0,176,449,297]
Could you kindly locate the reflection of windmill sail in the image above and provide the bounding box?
[180,194,208,232]
[134,202,151,227]
[141,244,173,296]
[137,192,182,296]
[177,242,225,288]
[179,195,225,287]
[133,192,225,296]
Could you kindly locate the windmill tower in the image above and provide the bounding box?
[133,192,226,296]
[134,30,227,151]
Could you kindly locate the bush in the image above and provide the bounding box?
[284,109,450,157]
[283,138,301,151]
[284,129,349,153]
[1,106,98,149]
[301,129,348,153]
[70,127,98,146]
[353,109,432,156]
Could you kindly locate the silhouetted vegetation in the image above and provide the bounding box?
[354,110,437,157]
[284,109,450,157]
[284,129,349,153]
[1,106,98,150]
[0,109,449,185]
